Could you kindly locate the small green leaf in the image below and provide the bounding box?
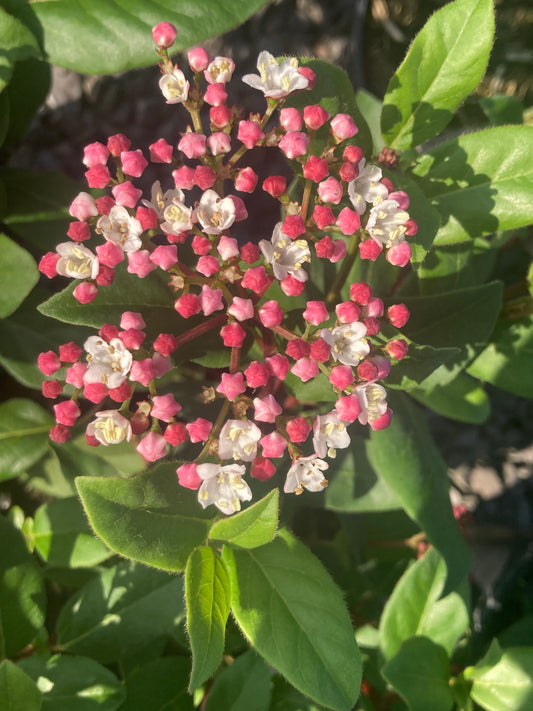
[382,0,494,149]
[469,640,533,711]
[204,651,272,711]
[33,497,112,568]
[284,371,336,405]
[18,655,125,711]
[0,516,46,658]
[0,399,52,482]
[383,637,454,711]
[411,373,490,424]
[0,660,42,711]
[209,489,279,548]
[186,547,231,691]
[0,234,38,318]
[380,547,469,660]
[56,561,185,664]
[223,528,361,711]
[76,463,212,572]
[120,657,193,711]
[10,0,269,74]
[367,392,471,592]
[412,126,533,245]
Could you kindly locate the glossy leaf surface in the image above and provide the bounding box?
[209,489,279,548]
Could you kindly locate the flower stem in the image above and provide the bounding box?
[325,230,361,307]
[174,314,226,349]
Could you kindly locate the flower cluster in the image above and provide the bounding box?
[38,24,416,515]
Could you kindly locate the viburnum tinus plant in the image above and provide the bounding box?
[3,0,533,710]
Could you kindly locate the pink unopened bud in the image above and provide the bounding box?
[188,46,211,72]
[359,239,383,261]
[303,155,329,183]
[279,107,303,132]
[197,255,220,277]
[235,167,258,193]
[312,205,335,229]
[228,297,254,322]
[387,242,412,267]
[237,120,264,149]
[83,141,109,168]
[309,338,331,362]
[336,207,361,235]
[405,219,419,236]
[387,304,410,328]
[194,165,216,190]
[178,132,207,159]
[266,354,290,380]
[59,341,83,363]
[241,266,271,295]
[67,221,90,242]
[291,356,319,382]
[303,300,329,326]
[54,400,81,426]
[121,149,148,178]
[150,245,178,270]
[39,252,60,279]
[317,176,343,204]
[364,296,384,318]
[216,372,246,401]
[65,362,87,388]
[343,145,364,163]
[198,285,224,316]
[349,282,372,306]
[244,361,270,388]
[286,338,310,360]
[107,133,131,157]
[38,350,61,376]
[339,161,358,182]
[240,242,261,264]
[186,418,212,443]
[210,105,233,128]
[149,138,173,163]
[204,83,228,107]
[112,181,142,208]
[175,293,201,318]
[385,339,409,360]
[262,175,287,197]
[336,394,362,423]
[109,382,132,402]
[152,22,177,48]
[130,359,155,387]
[357,361,378,381]
[73,282,98,304]
[154,333,177,357]
[336,301,361,323]
[330,113,358,140]
[220,322,246,348]
[96,195,115,215]
[42,380,63,399]
[331,239,347,262]
[119,328,145,350]
[258,300,284,327]
[83,382,108,403]
[177,462,202,489]
[228,194,247,221]
[99,324,120,342]
[218,235,239,260]
[363,317,380,336]
[369,408,393,431]
[96,242,124,268]
[96,265,115,286]
[173,166,195,190]
[329,365,354,390]
[137,432,167,462]
[49,424,72,443]
[85,165,111,189]
[254,394,282,423]
[251,457,276,481]
[282,214,306,239]
[69,192,98,221]
[151,393,182,422]
[303,104,330,130]
[128,250,157,278]
[260,431,287,458]
[286,417,311,443]
[280,274,305,296]
[278,131,308,159]
[299,66,316,88]
[315,235,335,259]
[165,422,188,446]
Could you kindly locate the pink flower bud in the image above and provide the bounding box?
[38,350,61,376]
[39,252,60,278]
[210,105,233,128]
[112,181,142,208]
[216,372,246,401]
[150,244,178,270]
[177,462,202,489]
[175,293,201,318]
[280,274,305,296]
[149,138,173,163]
[303,300,329,326]
[303,104,330,130]
[309,338,331,362]
[121,149,148,177]
[73,282,98,304]
[178,132,207,159]
[349,282,372,305]
[336,207,360,235]
[188,47,211,72]
[186,418,212,442]
[197,255,220,277]
[65,362,87,388]
[357,361,378,381]
[96,242,124,268]
[220,322,246,348]
[152,22,177,48]
[241,265,271,294]
[69,192,98,220]
[251,456,276,481]
[198,285,224,316]
[315,235,335,259]
[49,424,72,443]
[228,296,254,321]
[99,324,120,341]
[266,354,290,380]
[258,300,284,327]
[329,365,354,390]
[330,113,358,140]
[262,175,287,197]
[371,355,391,380]
[386,338,409,360]
[137,432,167,462]
[286,417,311,443]
[240,242,261,264]
[152,353,171,379]
[153,333,177,356]
[363,297,384,318]
[299,66,316,88]
[107,133,131,157]
[130,358,155,387]
[204,83,228,106]
[83,382,108,403]
[42,380,63,399]
[278,131,308,159]
[260,431,287,458]
[369,408,393,431]
[254,394,282,423]
[381,177,394,193]
[312,205,335,229]
[282,214,306,239]
[59,341,83,362]
[54,399,81,426]
[244,361,270,388]
[279,107,303,132]
[339,161,358,182]
[317,176,343,204]
[151,393,182,422]
[217,235,239,260]
[237,120,264,149]
[109,382,132,402]
[173,166,195,190]
[83,141,109,168]
[336,394,362,423]
[85,165,111,189]
[127,250,157,278]
[386,242,412,267]
[359,238,383,261]
[165,422,188,446]
[303,155,329,182]
[194,165,216,190]
[387,303,410,328]
[207,131,231,156]
[363,316,380,335]
[389,190,410,210]
[405,219,419,236]
[343,145,364,163]
[235,167,258,193]
[331,239,346,262]
[67,221,90,242]
[286,338,310,360]
[96,264,115,286]
[291,356,319,382]
[96,195,115,215]
[119,328,145,350]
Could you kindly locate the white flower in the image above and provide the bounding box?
[320,322,370,366]
[218,419,262,462]
[348,159,388,214]
[86,410,132,445]
[259,222,310,282]
[83,336,132,388]
[197,463,252,515]
[242,51,309,99]
[96,206,143,252]
[205,56,235,84]
[195,189,235,235]
[159,68,189,104]
[365,199,410,248]
[312,411,351,459]
[56,242,99,280]
[284,455,329,494]
[143,181,185,217]
[355,383,388,425]
[161,197,194,235]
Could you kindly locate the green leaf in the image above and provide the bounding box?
[76,463,212,572]
[3,59,51,147]
[355,89,384,155]
[380,547,469,660]
[411,126,533,245]
[382,0,494,149]
[468,315,533,398]
[222,528,362,711]
[479,94,524,126]
[0,7,41,92]
[186,547,231,691]
[367,392,471,592]
[384,343,460,391]
[18,655,125,711]
[0,399,52,482]
[498,615,533,649]
[325,436,400,513]
[0,91,9,147]
[0,234,38,318]
[56,560,185,664]
[33,496,112,568]
[119,657,193,711]
[10,0,269,74]
[204,651,272,711]
[38,264,175,336]
[284,371,336,405]
[209,489,279,548]
[383,637,453,711]
[0,516,46,658]
[469,640,533,711]
[0,660,42,711]
[410,373,490,424]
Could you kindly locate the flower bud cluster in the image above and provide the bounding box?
[38,23,416,515]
